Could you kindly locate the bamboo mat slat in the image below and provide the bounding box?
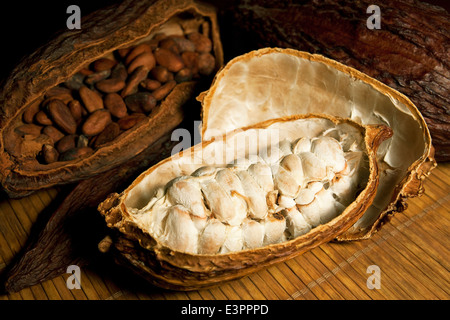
[0,163,449,300]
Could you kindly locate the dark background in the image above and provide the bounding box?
[0,0,447,82]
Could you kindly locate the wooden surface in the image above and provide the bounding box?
[0,163,448,300]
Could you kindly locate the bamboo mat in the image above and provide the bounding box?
[0,163,449,300]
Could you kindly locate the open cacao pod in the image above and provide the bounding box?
[0,0,223,198]
[198,48,436,240]
[99,114,392,290]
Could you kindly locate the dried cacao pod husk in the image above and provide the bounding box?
[99,114,392,290]
[225,0,449,161]
[198,48,436,240]
[0,0,223,198]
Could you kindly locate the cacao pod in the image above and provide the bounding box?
[98,47,430,290]
[0,0,223,197]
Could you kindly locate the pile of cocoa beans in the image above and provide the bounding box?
[15,31,215,164]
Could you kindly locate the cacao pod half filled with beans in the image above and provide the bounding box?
[0,0,223,197]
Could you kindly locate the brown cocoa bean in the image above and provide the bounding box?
[82,109,112,136]
[42,144,59,164]
[104,93,128,118]
[42,87,74,105]
[197,52,215,76]
[150,66,174,83]
[140,79,161,91]
[127,52,156,74]
[94,122,121,148]
[96,78,126,93]
[188,32,212,53]
[175,68,193,83]
[15,124,42,137]
[84,69,111,85]
[23,100,41,124]
[151,80,176,101]
[56,134,77,153]
[117,113,146,130]
[35,110,53,126]
[121,66,149,97]
[154,48,184,72]
[47,99,77,134]
[92,58,118,72]
[125,44,152,65]
[159,37,180,54]
[68,100,86,122]
[181,51,199,75]
[41,93,74,107]
[111,63,128,81]
[79,86,104,113]
[59,147,94,162]
[44,87,72,99]
[42,126,65,144]
[124,93,157,113]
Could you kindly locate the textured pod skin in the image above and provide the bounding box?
[99,114,392,291]
[0,0,223,198]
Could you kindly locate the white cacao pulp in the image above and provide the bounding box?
[127,118,369,254]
